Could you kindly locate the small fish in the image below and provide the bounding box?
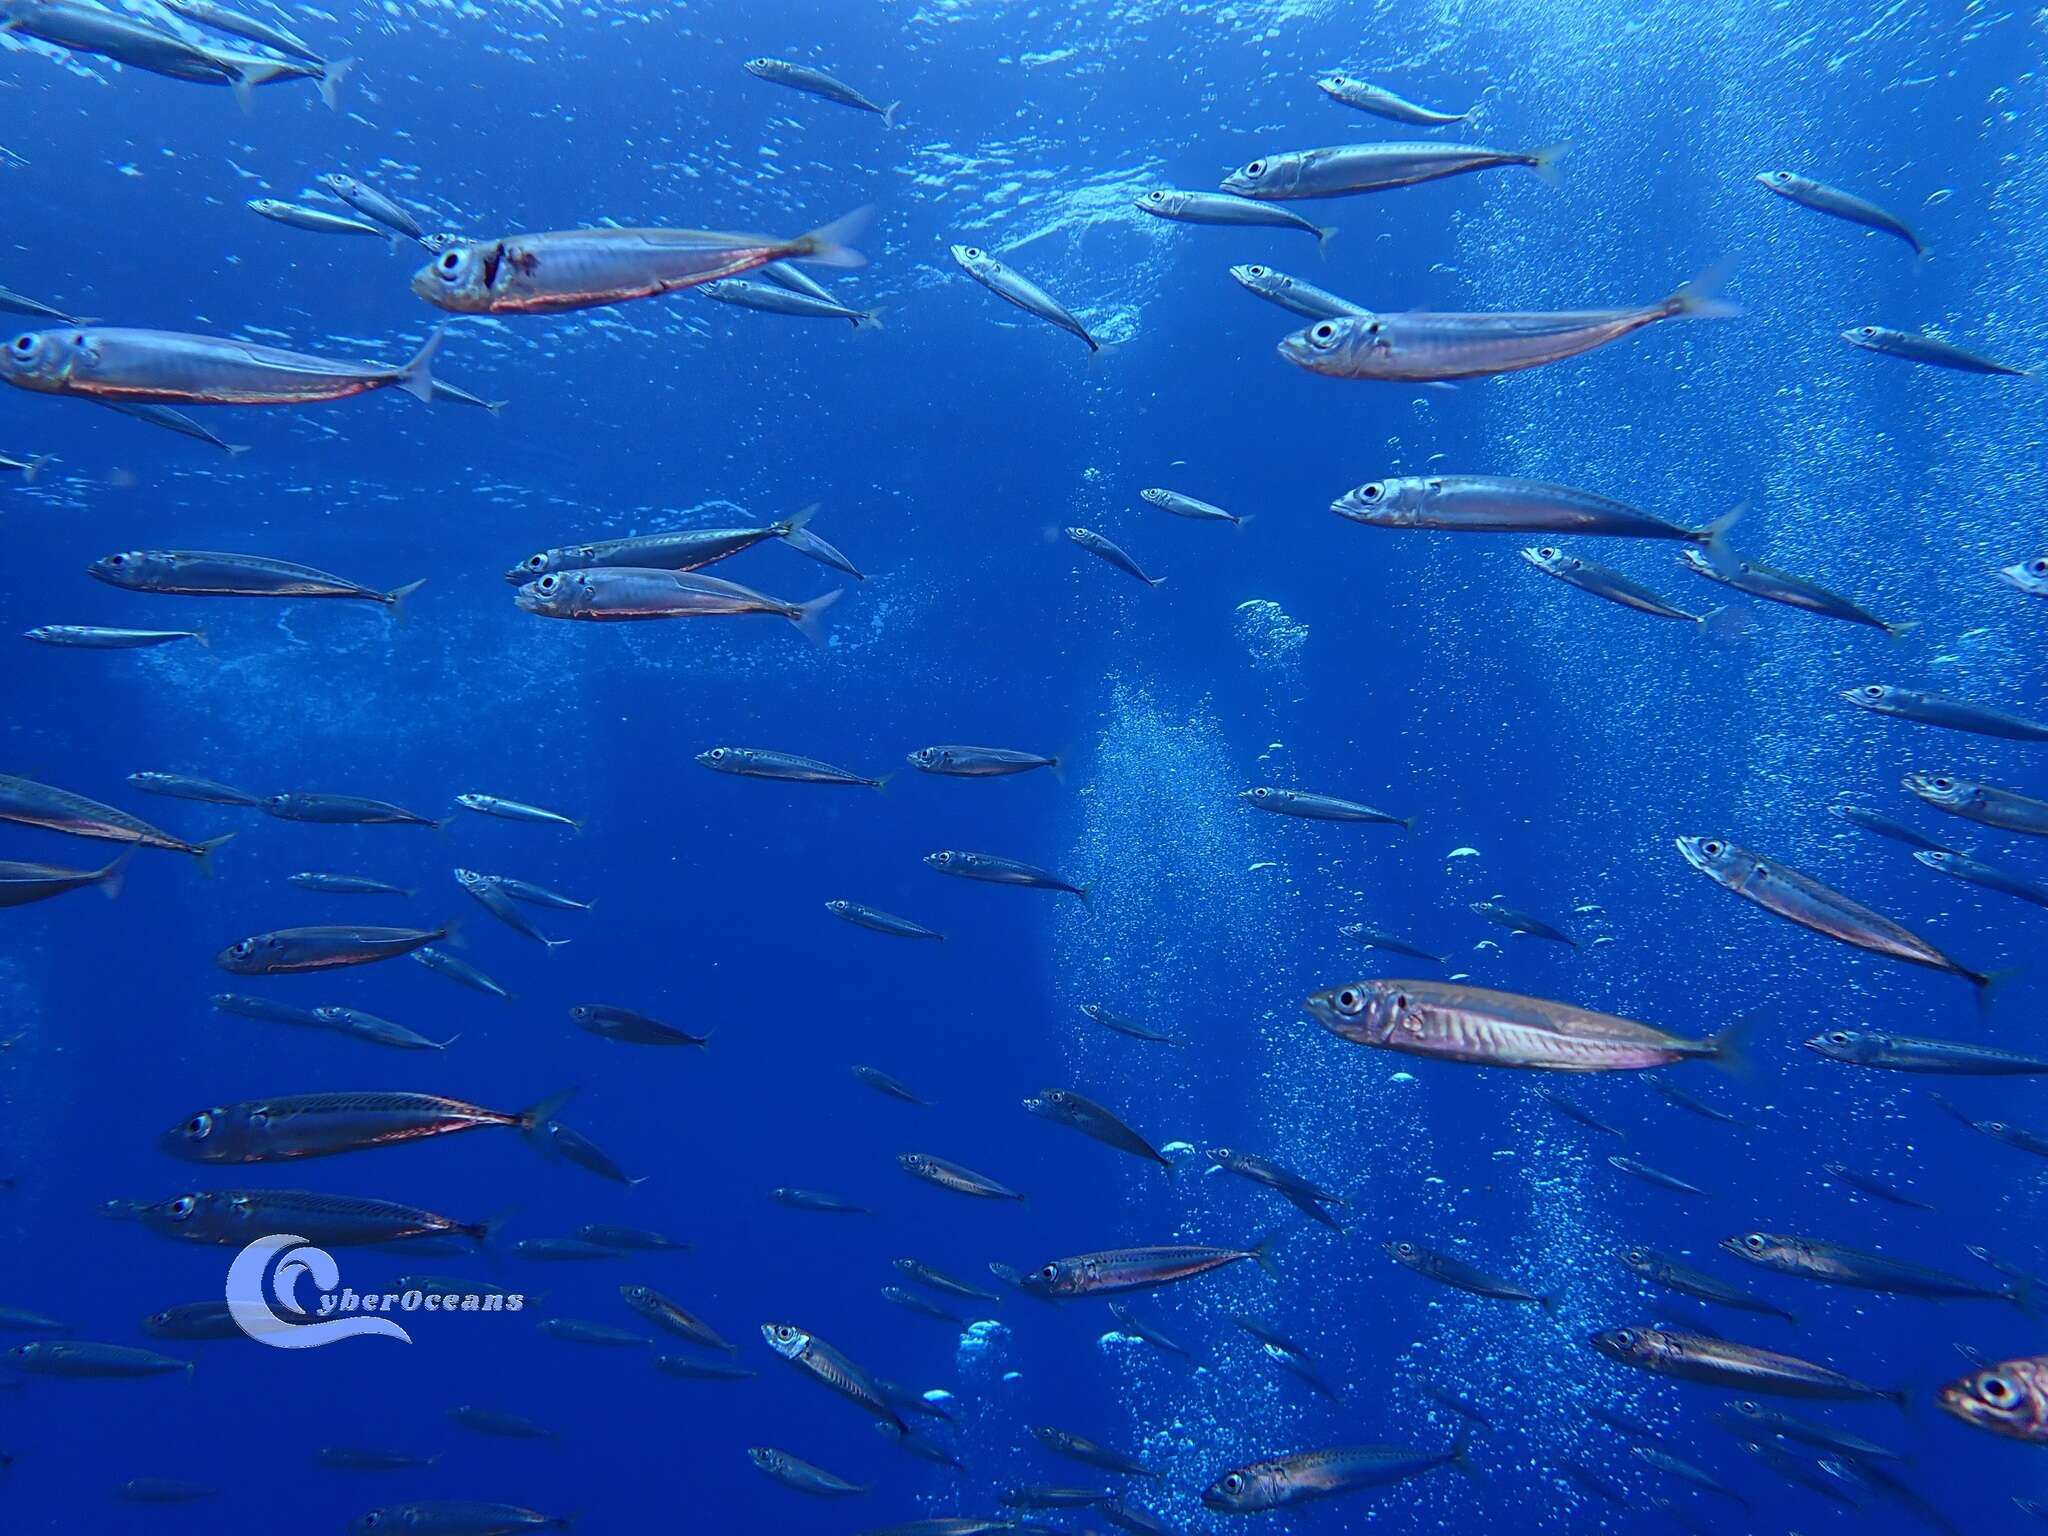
[1206,1146,1348,1229]
[315,174,423,241]
[514,567,839,640]
[654,1354,753,1381]
[1030,1425,1154,1478]
[1619,1246,1796,1327]
[505,511,813,584]
[1384,1241,1551,1306]
[1222,139,1565,198]
[1811,1030,2048,1075]
[527,1117,641,1187]
[853,1066,929,1106]
[96,400,249,455]
[1530,1087,1625,1138]
[538,1318,650,1348]
[210,992,325,1030]
[772,1188,870,1215]
[492,878,590,911]
[1902,773,2048,836]
[1235,1315,1338,1399]
[1675,837,1995,995]
[883,1286,963,1324]
[1316,74,1469,125]
[0,284,82,324]
[160,1088,565,1162]
[701,277,881,329]
[1632,1445,1749,1510]
[906,744,1058,778]
[1823,1162,1935,1212]
[216,924,451,975]
[1109,1301,1194,1360]
[117,1477,221,1503]
[1940,1355,2048,1442]
[1002,1485,1113,1510]
[1931,1098,2048,1157]
[1066,526,1162,586]
[1916,847,2048,911]
[1842,324,2029,376]
[0,852,128,908]
[512,1238,617,1262]
[925,849,1086,896]
[1333,475,1739,558]
[743,57,898,125]
[1228,262,1369,320]
[3,1340,190,1378]
[455,793,582,832]
[1829,802,1948,851]
[882,1423,968,1473]
[247,200,383,238]
[1,326,445,407]
[1722,1231,2024,1307]
[1022,1239,1277,1298]
[951,245,1099,351]
[749,1446,868,1496]
[1756,171,1924,256]
[0,773,231,861]
[1470,900,1577,946]
[456,870,569,950]
[1241,786,1410,827]
[136,1302,238,1342]
[581,1225,685,1251]
[780,520,865,580]
[410,946,513,1002]
[696,746,885,787]
[1140,487,1245,526]
[288,873,412,897]
[89,550,423,608]
[1721,1399,1905,1461]
[25,625,205,650]
[314,1447,443,1471]
[1339,925,1449,965]
[446,1406,554,1440]
[899,1153,1024,1201]
[1523,545,1714,624]
[1201,1434,1471,1512]
[826,900,945,939]
[1589,1325,1905,1407]
[1133,189,1332,249]
[760,1322,905,1434]
[896,1260,998,1303]
[570,1004,709,1047]
[1610,1155,1711,1198]
[0,1306,67,1333]
[266,792,442,829]
[1843,683,2048,742]
[1024,1088,1168,1170]
[1078,1002,1181,1045]
[143,1189,494,1250]
[1557,1460,1627,1504]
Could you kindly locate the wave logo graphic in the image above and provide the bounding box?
[226,1234,412,1350]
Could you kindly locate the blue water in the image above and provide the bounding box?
[4,0,2046,1530]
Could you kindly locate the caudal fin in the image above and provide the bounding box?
[383,577,427,622]
[1446,1429,1481,1477]
[788,587,843,646]
[775,502,821,539]
[1527,141,1571,185]
[193,832,236,878]
[318,56,354,111]
[1665,261,1740,320]
[1248,1231,1284,1279]
[1705,1016,1755,1079]
[21,454,49,484]
[94,847,134,900]
[1692,503,1744,575]
[881,101,902,130]
[395,324,445,404]
[1316,225,1338,258]
[1884,619,1920,640]
[518,1090,580,1143]
[789,206,873,270]
[1971,965,2020,1014]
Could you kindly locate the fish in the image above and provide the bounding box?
[1932,1098,2048,1156]
[0,1306,66,1333]
[1222,139,1565,198]
[0,774,231,862]
[1809,1030,2048,1075]
[1589,1326,1905,1406]
[210,992,325,1030]
[1133,189,1332,249]
[1339,925,1449,965]
[760,261,838,302]
[289,873,413,896]
[454,794,582,832]
[906,745,1059,778]
[494,881,589,915]
[513,567,839,639]
[581,1225,684,1252]
[1557,1460,1626,1504]
[456,870,569,949]
[654,1355,753,1381]
[1902,773,2048,836]
[1066,527,1162,586]
[1939,1355,2048,1441]
[771,1188,870,1215]
[950,244,1100,351]
[1842,324,2030,376]
[0,449,45,480]
[316,173,425,242]
[1334,476,1739,561]
[1078,1002,1182,1046]
[1384,1241,1551,1306]
[247,199,384,238]
[701,277,881,329]
[0,0,316,102]
[1002,1486,1112,1509]
[1205,1146,1348,1229]
[925,849,1086,896]
[1315,74,1469,124]
[266,792,443,828]
[1235,1316,1338,1398]
[1139,487,1245,526]
[1610,1155,1711,1198]
[140,1302,240,1342]
[95,400,249,455]
[446,1407,554,1439]
[1721,1399,1904,1461]
[1620,1247,1796,1326]
[743,56,898,125]
[1916,847,2048,910]
[1530,1088,1625,1138]
[303,1011,457,1056]
[527,1118,641,1187]
[1632,1446,1749,1510]
[1737,1436,1857,1508]
[1823,1162,1936,1213]
[1998,555,2048,598]
[1029,1425,1153,1478]
[1844,683,2048,742]
[0,284,81,323]
[1283,278,1727,382]
[899,1153,1024,1201]
[1227,262,1369,320]
[88,550,423,608]
[505,508,814,583]
[1201,1434,1471,1511]
[537,1318,650,1347]
[696,746,885,787]
[1722,1232,2024,1307]
[826,900,945,939]
[157,1089,570,1163]
[314,1447,443,1471]
[1,325,444,406]
[1469,900,1576,945]
[1109,1302,1195,1360]
[395,1276,526,1301]
[1756,171,1924,255]
[410,946,513,1001]
[1021,1239,1277,1298]
[215,924,451,974]
[779,518,865,580]
[1240,786,1409,827]
[1524,545,1713,623]
[1674,837,1996,993]
[761,1322,906,1434]
[1305,979,1741,1072]
[749,1446,868,1496]
[4,1340,190,1377]
[882,1286,963,1324]
[569,1004,709,1047]
[1023,1088,1169,1169]
[418,212,868,316]
[348,1502,566,1535]
[25,625,205,649]
[897,1260,998,1303]
[510,1239,617,1262]
[881,1422,968,1473]
[141,1189,495,1249]
[1829,802,1949,851]
[0,852,128,908]
[853,1066,929,1106]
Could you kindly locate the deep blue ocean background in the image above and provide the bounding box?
[4,0,2046,1530]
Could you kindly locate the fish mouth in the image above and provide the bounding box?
[1839,688,1878,708]
[1672,836,1711,875]
[1518,546,1555,570]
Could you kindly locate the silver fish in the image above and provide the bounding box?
[1678,547,1908,634]
[1132,189,1332,249]
[504,507,813,584]
[1240,786,1409,827]
[141,1189,493,1248]
[0,0,311,104]
[293,868,421,894]
[1067,526,1162,586]
[905,745,1058,778]
[1222,139,1565,198]
[315,174,424,242]
[247,199,384,238]
[696,746,884,787]
[1806,1029,2048,1075]
[1589,1324,1905,1407]
[514,567,839,640]
[1902,773,2048,836]
[825,900,944,940]
[1141,487,1244,525]
[1315,74,1469,125]
[749,1446,867,1496]
[1916,848,2048,911]
[94,400,249,455]
[951,244,1099,351]
[456,870,569,950]
[569,1004,709,1047]
[700,278,880,329]
[1524,545,1712,624]
[0,774,230,860]
[1201,1435,1469,1511]
[215,924,450,974]
[454,793,581,832]
[925,849,1086,896]
[1227,262,1369,320]
[1335,474,1739,558]
[1998,554,2048,597]
[1843,683,2048,742]
[743,57,898,126]
[0,853,127,907]
[898,1152,1024,1201]
[266,792,441,828]
[1756,171,1924,256]
[0,325,444,406]
[90,550,422,608]
[1843,324,2029,376]
[25,625,204,649]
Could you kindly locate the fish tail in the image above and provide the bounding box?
[231,73,257,115]
[95,847,135,900]
[2011,1276,2036,1317]
[1145,574,1167,587]
[544,936,573,951]
[432,1032,462,1049]
[1704,1015,1756,1079]
[189,628,211,650]
[1776,1307,1798,1329]
[1664,261,1740,320]
[776,502,822,538]
[1249,1230,1284,1278]
[881,101,902,130]
[395,323,445,404]
[788,586,843,646]
[224,440,253,457]
[1970,965,2019,1012]
[1447,1428,1481,1477]
[318,56,354,111]
[1316,224,1338,258]
[22,453,49,484]
[789,205,873,270]
[1884,619,1920,639]
[193,832,236,877]
[383,577,428,621]
[853,307,884,331]
[869,773,893,793]
[1887,1387,1914,1416]
[1526,141,1570,185]
[466,1206,518,1251]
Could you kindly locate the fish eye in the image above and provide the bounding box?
[1395,1242,1414,1257]
[106,552,126,565]
[1037,1264,1058,1281]
[1246,161,1265,175]
[10,333,35,355]
[1827,1031,1851,1045]
[1743,1234,1766,1251]
[1859,327,1877,337]
[1334,988,1363,1015]
[1625,1249,1644,1264]
[1702,840,1723,856]
[231,940,252,957]
[185,1113,213,1139]
[1393,992,1411,1009]
[1251,787,1268,798]
[1614,1328,1636,1346]
[2032,560,2048,575]
[1224,1473,1245,1494]
[1312,324,1335,340]
[1147,192,1165,202]
[1980,1374,2022,1408]
[168,1196,196,1220]
[1248,264,1265,275]
[1773,171,1791,182]
[538,575,557,592]
[964,247,981,259]
[1935,777,1952,789]
[1540,547,1558,559]
[1863,685,1883,698]
[775,1326,795,1341]
[1361,483,1382,501]
[524,554,546,570]
[709,748,726,759]
[1987,1121,2009,1133]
